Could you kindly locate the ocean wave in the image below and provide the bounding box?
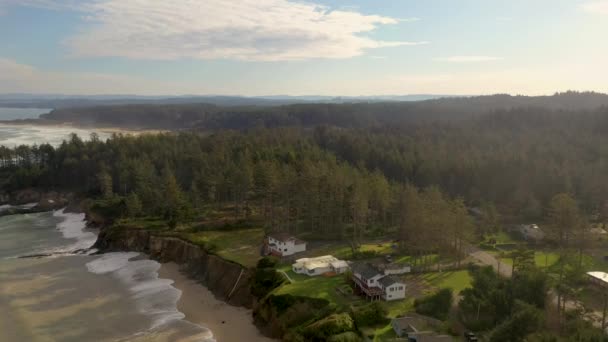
[87,252,215,341]
[52,209,98,251]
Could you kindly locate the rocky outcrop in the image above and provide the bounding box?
[94,228,255,308]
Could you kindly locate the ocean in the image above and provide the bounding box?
[0,209,215,342]
[0,107,112,147]
[0,107,52,121]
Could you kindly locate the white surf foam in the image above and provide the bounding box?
[86,252,215,341]
[52,209,97,251]
[0,203,37,213]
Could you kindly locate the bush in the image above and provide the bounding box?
[303,313,356,341]
[414,288,453,321]
[328,332,362,342]
[351,302,388,327]
[251,262,284,298]
[267,294,329,315]
[257,256,279,269]
[352,250,379,260]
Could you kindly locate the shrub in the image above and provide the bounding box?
[257,256,279,269]
[267,294,329,315]
[251,263,284,298]
[351,302,388,327]
[414,288,453,321]
[303,313,356,341]
[328,332,362,342]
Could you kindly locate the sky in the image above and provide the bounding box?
[0,0,607,96]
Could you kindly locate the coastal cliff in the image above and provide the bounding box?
[94,228,255,308]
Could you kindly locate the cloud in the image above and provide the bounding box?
[434,56,504,63]
[582,1,608,14]
[10,0,424,61]
[0,58,193,95]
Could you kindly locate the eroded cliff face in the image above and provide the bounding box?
[95,228,254,308]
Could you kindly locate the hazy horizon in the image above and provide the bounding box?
[1,0,607,96]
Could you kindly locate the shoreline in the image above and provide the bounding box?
[158,262,276,342]
[0,120,166,135]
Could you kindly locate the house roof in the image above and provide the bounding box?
[379,276,401,287]
[352,263,382,279]
[588,271,608,285]
[268,232,306,245]
[392,316,423,332]
[293,255,339,270]
[330,260,349,269]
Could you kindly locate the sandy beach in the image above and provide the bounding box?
[158,263,276,342]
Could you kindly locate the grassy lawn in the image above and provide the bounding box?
[494,251,560,269]
[359,242,396,255]
[488,231,517,244]
[363,323,397,342]
[420,270,473,295]
[114,217,171,231]
[384,298,415,318]
[393,254,441,265]
[274,270,361,308]
[182,228,265,267]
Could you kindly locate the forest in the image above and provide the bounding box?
[29,91,608,130]
[4,93,608,340]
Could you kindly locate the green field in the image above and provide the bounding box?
[421,270,473,295]
[274,268,362,308]
[496,251,560,269]
[182,228,265,267]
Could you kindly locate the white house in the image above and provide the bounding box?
[292,255,350,276]
[352,263,406,301]
[266,233,306,257]
[519,224,545,241]
[379,276,406,301]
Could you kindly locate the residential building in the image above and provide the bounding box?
[265,233,306,257]
[352,263,406,301]
[519,224,545,241]
[392,316,452,341]
[292,255,350,276]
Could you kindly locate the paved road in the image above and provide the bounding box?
[467,244,606,330]
[465,243,512,278]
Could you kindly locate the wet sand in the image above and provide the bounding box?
[158,263,276,342]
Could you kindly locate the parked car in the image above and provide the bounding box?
[464,332,478,342]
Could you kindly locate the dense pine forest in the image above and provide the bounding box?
[4,99,608,227]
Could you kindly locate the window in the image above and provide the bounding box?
[284,248,288,252]
[399,286,404,290]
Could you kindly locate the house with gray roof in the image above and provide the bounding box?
[352,263,406,301]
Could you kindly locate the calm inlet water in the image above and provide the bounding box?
[0,209,214,342]
[0,107,52,121]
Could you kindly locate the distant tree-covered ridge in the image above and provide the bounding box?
[29,91,608,130]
